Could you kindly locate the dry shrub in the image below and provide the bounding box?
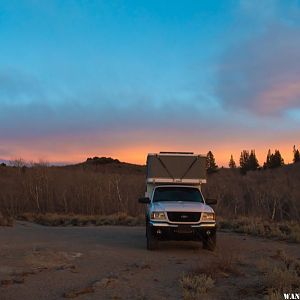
[213,251,241,276]
[180,251,240,299]
[94,213,144,226]
[260,250,300,298]
[267,290,282,300]
[18,213,144,226]
[0,163,145,217]
[1,161,300,230]
[204,165,300,222]
[196,250,241,279]
[218,216,300,243]
[266,267,299,292]
[180,273,214,299]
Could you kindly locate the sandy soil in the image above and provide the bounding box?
[0,222,299,300]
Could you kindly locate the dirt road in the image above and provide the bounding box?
[0,222,299,300]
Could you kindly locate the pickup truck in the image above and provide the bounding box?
[138,152,217,251]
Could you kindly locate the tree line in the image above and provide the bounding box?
[206,145,300,174]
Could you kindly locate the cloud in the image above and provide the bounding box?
[0,67,225,140]
[258,80,300,115]
[0,67,298,165]
[0,68,44,105]
[216,23,300,116]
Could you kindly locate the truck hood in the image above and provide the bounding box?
[151,201,214,213]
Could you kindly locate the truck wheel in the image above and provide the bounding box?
[202,231,216,251]
[146,224,158,250]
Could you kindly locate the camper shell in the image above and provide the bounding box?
[139,152,217,251]
[145,152,207,198]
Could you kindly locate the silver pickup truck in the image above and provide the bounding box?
[138,152,217,251]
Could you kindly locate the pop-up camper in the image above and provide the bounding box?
[145,152,207,198]
[139,152,217,251]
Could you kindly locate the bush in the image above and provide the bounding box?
[18,213,144,227]
[218,216,300,243]
[180,273,214,299]
[1,161,300,228]
[204,165,300,222]
[261,250,300,297]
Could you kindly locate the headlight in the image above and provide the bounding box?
[202,212,215,221]
[151,211,166,220]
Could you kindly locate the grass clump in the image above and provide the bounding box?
[218,216,300,243]
[18,213,144,227]
[180,273,214,300]
[259,250,300,298]
[180,251,240,299]
[197,251,241,279]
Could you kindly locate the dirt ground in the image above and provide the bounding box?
[0,222,299,300]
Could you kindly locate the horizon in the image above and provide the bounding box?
[0,146,295,167]
[1,1,299,166]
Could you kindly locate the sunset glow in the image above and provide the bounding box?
[0,1,299,166]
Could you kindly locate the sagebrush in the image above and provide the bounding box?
[0,161,300,223]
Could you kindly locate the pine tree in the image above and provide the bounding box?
[239,150,250,174]
[248,150,259,170]
[264,149,272,169]
[239,150,259,173]
[206,151,218,173]
[293,145,300,163]
[269,150,284,168]
[229,154,236,169]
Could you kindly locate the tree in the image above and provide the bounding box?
[239,150,250,174]
[269,150,284,168]
[293,145,300,163]
[263,149,272,169]
[263,149,284,169]
[248,150,259,171]
[206,151,218,173]
[229,155,236,169]
[239,150,259,173]
[9,158,26,168]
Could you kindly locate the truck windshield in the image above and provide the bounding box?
[153,187,204,203]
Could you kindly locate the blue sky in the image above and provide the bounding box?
[0,0,300,165]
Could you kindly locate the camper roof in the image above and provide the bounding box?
[146,152,207,185]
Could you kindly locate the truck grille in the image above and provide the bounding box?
[167,212,201,222]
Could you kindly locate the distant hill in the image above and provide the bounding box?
[0,159,9,165]
[65,156,146,175]
[85,156,121,165]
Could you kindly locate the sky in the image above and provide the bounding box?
[0,0,300,166]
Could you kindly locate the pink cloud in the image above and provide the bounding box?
[217,23,300,116]
[257,80,300,115]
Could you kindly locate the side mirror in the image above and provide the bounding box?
[206,198,217,205]
[138,197,150,204]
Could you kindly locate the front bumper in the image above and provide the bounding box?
[149,221,216,241]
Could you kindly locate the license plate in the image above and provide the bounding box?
[176,226,193,234]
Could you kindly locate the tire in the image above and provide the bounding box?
[146,223,158,250]
[202,231,216,251]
